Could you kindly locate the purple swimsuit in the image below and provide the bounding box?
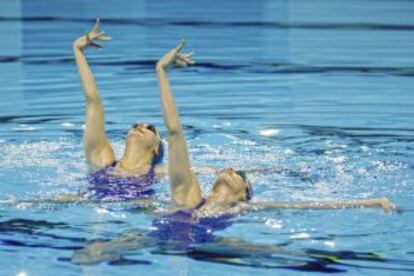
[149,199,233,250]
[87,162,156,202]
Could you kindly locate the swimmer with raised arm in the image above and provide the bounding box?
[72,20,164,201]
[155,40,395,215]
[71,40,395,265]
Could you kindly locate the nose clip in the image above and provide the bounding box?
[132,122,144,129]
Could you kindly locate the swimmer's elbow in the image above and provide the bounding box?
[166,123,183,136]
[85,96,103,107]
[168,128,179,137]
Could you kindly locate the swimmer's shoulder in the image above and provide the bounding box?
[86,142,115,169]
[87,160,116,175]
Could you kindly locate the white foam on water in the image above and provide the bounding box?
[332,156,347,164]
[95,207,127,219]
[259,128,280,137]
[61,122,75,127]
[290,232,311,239]
[323,241,336,247]
[284,148,295,155]
[95,207,110,214]
[13,124,39,131]
[0,139,86,195]
[264,218,283,229]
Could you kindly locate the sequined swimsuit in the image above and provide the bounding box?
[87,162,155,202]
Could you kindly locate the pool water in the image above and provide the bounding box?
[1,0,414,275]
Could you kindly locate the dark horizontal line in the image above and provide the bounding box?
[293,124,414,133]
[1,54,413,77]
[268,66,414,76]
[274,124,414,140]
[0,114,69,124]
[98,60,247,70]
[1,16,414,31]
[262,123,414,140]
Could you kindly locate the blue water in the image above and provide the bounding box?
[1,0,414,275]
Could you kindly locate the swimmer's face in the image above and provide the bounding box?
[212,168,251,203]
[126,123,161,155]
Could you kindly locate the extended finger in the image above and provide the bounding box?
[97,35,112,41]
[182,51,194,58]
[88,31,103,40]
[97,32,112,41]
[185,58,195,65]
[179,56,195,65]
[91,18,100,33]
[174,59,187,67]
[175,39,186,53]
[182,58,195,65]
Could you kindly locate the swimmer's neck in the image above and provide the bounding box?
[116,151,152,175]
[197,195,241,217]
[205,187,239,206]
[206,194,228,205]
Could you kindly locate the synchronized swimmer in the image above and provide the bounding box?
[72,19,165,201]
[69,19,394,214]
[71,19,395,265]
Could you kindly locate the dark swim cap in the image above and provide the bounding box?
[236,170,253,201]
[245,180,253,201]
[152,141,164,166]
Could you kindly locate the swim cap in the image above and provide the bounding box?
[152,141,164,166]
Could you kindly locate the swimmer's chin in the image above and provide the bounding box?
[128,128,144,137]
[214,174,236,186]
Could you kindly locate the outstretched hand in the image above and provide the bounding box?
[156,39,195,71]
[379,197,395,213]
[73,19,112,50]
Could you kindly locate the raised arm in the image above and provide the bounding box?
[253,197,395,213]
[73,19,114,170]
[156,40,202,208]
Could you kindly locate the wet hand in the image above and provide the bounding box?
[156,39,195,71]
[73,19,112,50]
[379,197,395,213]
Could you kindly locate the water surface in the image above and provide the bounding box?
[0,0,413,275]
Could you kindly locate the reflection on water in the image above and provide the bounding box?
[0,0,414,275]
